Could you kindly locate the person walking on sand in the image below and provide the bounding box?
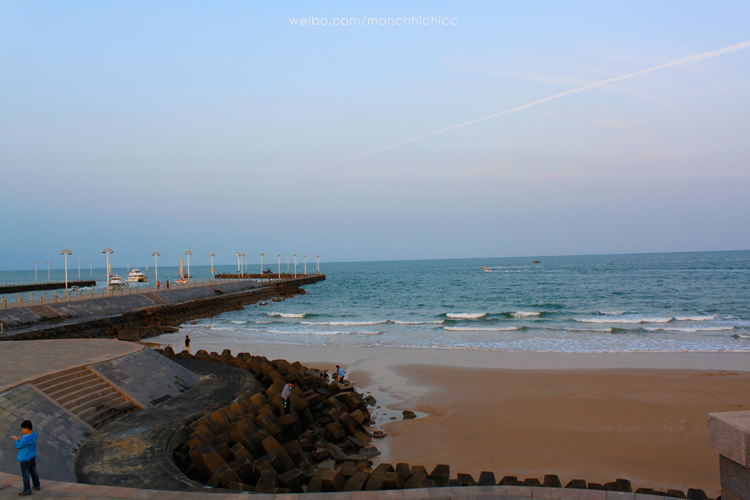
[157,280,160,290]
[281,382,294,414]
[336,365,345,383]
[184,335,191,353]
[12,420,40,496]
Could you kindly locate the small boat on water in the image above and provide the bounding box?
[532,260,541,264]
[108,275,127,290]
[127,268,147,282]
[479,266,489,270]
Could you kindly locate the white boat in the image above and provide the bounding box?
[108,275,128,290]
[127,268,147,283]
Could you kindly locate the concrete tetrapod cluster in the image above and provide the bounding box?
[156,348,714,499]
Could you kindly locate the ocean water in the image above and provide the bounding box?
[153,251,750,353]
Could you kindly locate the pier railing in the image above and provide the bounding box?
[0,274,324,311]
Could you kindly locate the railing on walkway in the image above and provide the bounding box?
[0,274,325,311]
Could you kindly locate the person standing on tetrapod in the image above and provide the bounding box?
[281,382,294,414]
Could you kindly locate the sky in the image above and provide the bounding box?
[1,1,749,270]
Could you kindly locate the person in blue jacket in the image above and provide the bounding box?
[12,420,40,496]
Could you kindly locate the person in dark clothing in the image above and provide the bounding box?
[184,335,191,353]
[281,382,294,414]
[12,420,40,496]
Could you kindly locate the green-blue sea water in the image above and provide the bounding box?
[3,251,749,352]
[162,251,750,353]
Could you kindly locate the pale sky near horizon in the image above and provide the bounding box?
[1,1,749,270]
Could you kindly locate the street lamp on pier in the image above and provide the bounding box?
[277,254,281,280]
[33,261,38,282]
[209,252,215,279]
[89,260,93,279]
[236,251,242,277]
[287,256,289,273]
[294,254,297,278]
[60,246,72,291]
[102,245,114,287]
[152,251,160,283]
[316,254,320,274]
[46,261,51,281]
[76,260,83,280]
[185,249,192,285]
[259,253,264,283]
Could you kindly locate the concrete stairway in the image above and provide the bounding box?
[33,367,139,428]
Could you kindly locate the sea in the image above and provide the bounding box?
[3,251,750,353]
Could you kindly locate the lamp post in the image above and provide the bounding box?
[316,254,320,273]
[60,246,72,291]
[259,253,264,283]
[236,251,242,277]
[76,260,83,280]
[185,249,192,286]
[287,256,289,273]
[277,254,281,280]
[152,251,160,283]
[304,255,307,276]
[89,260,93,279]
[33,261,38,282]
[244,255,247,275]
[102,245,114,287]
[294,253,297,278]
[209,252,215,279]
[46,261,51,281]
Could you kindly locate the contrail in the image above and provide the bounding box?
[328,40,750,166]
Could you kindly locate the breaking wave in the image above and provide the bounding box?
[299,320,387,326]
[267,312,306,318]
[514,311,541,318]
[644,326,734,333]
[674,315,718,321]
[446,313,487,319]
[393,320,444,325]
[266,329,381,336]
[444,326,523,332]
[576,317,674,324]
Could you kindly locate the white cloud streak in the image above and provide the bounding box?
[328,40,750,166]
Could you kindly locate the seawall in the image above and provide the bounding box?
[0,275,325,341]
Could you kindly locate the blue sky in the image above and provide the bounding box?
[1,1,749,270]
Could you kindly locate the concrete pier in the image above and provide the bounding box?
[0,274,325,339]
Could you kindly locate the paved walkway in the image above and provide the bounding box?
[0,472,684,500]
[0,339,142,391]
[75,360,261,490]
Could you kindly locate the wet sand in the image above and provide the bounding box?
[382,365,750,496]
[164,339,750,496]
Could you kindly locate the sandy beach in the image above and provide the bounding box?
[161,338,750,496]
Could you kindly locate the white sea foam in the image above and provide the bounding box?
[231,320,248,324]
[299,320,387,326]
[393,320,444,325]
[446,312,487,319]
[575,317,673,324]
[514,311,540,318]
[267,312,306,318]
[600,311,626,315]
[733,334,750,339]
[444,326,521,332]
[674,315,718,321]
[266,329,381,336]
[644,326,734,333]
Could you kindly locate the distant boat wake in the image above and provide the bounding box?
[328,39,750,166]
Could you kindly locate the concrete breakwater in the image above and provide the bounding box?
[0,274,325,340]
[0,279,96,293]
[159,348,713,499]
